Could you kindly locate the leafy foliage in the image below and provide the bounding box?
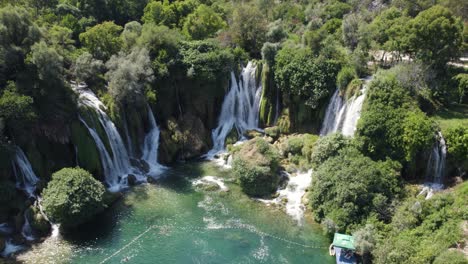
[42,168,106,228]
[373,182,467,264]
[309,147,401,233]
[105,48,154,105]
[183,4,225,40]
[445,125,468,172]
[274,46,339,108]
[232,138,280,197]
[79,21,123,61]
[357,71,435,167]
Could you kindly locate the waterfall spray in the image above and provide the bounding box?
[206,61,263,157]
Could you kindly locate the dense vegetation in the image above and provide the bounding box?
[0,0,466,262]
[42,168,106,228]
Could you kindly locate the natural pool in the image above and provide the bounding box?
[16,163,333,264]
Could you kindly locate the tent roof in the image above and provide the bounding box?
[333,233,355,250]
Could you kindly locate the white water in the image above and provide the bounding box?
[193,176,229,192]
[320,78,370,136]
[206,62,263,157]
[426,132,447,185]
[141,104,165,178]
[258,170,312,224]
[21,214,35,241]
[12,147,40,198]
[74,86,134,191]
[1,239,25,257]
[420,132,447,199]
[0,223,12,234]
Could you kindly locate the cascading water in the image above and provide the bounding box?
[141,104,165,177]
[207,61,262,157]
[259,170,313,224]
[12,147,39,198]
[320,78,370,136]
[73,85,134,191]
[419,132,447,199]
[425,132,447,185]
[21,215,34,241]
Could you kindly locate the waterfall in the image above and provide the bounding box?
[21,214,34,241]
[207,61,262,157]
[426,132,447,185]
[122,112,134,157]
[320,78,370,137]
[141,104,165,177]
[1,239,25,257]
[12,147,39,198]
[74,86,134,191]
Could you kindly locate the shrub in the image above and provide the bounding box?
[310,133,351,169]
[445,125,468,172]
[232,138,280,197]
[42,168,106,228]
[308,147,401,233]
[336,66,357,92]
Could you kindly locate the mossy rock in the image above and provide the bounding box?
[225,128,239,146]
[25,207,50,237]
[70,121,103,180]
[232,138,280,197]
[345,78,363,100]
[243,129,263,139]
[265,126,280,140]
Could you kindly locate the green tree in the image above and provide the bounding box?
[0,82,35,123]
[79,21,123,61]
[368,7,409,56]
[179,40,234,82]
[28,41,64,83]
[406,6,463,69]
[42,168,106,228]
[182,4,225,40]
[445,125,468,172]
[72,52,104,85]
[402,111,435,162]
[137,23,183,79]
[121,21,142,51]
[105,48,154,105]
[308,147,401,233]
[230,4,268,57]
[310,133,351,169]
[357,71,434,165]
[142,0,175,26]
[274,45,339,108]
[0,5,41,84]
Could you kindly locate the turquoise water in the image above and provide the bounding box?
[18,163,333,264]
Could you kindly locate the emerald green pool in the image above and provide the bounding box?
[18,163,333,264]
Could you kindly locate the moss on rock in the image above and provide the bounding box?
[232,138,280,197]
[70,121,103,180]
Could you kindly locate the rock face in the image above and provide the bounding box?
[159,113,211,163]
[231,138,280,197]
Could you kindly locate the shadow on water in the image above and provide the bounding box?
[62,186,152,244]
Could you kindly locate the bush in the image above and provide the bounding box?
[232,138,280,197]
[310,133,351,169]
[336,66,357,92]
[373,182,467,263]
[309,147,401,233]
[434,250,467,264]
[42,168,106,228]
[445,125,468,173]
[357,71,435,167]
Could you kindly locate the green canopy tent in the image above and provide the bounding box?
[332,233,355,250]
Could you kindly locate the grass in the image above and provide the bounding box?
[432,104,468,133]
